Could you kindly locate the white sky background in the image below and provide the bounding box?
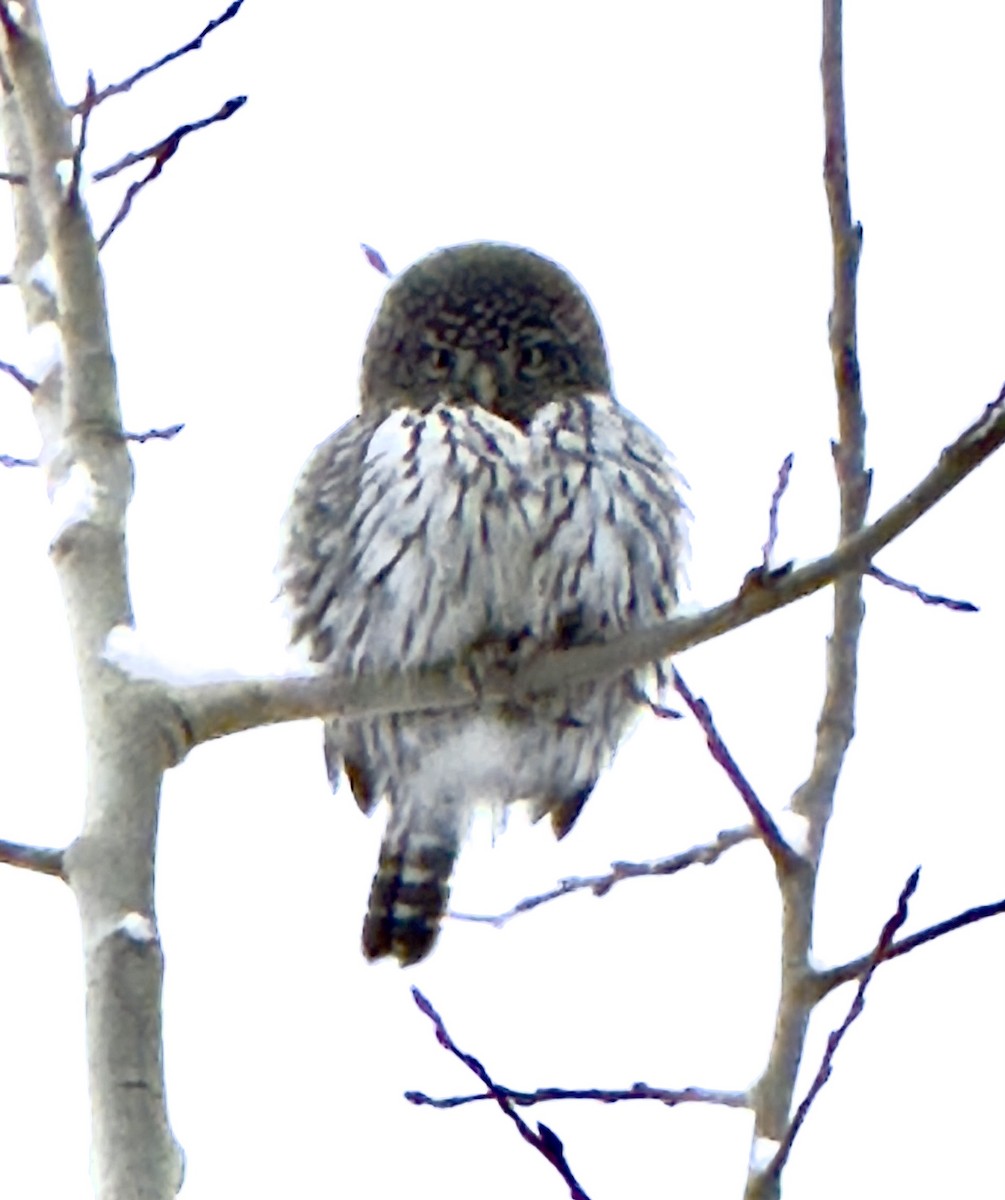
[0,2,1003,1197]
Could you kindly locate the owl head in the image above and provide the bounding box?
[360,242,611,426]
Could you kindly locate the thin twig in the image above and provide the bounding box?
[411,988,593,1200]
[123,423,184,445]
[0,836,66,877]
[0,357,37,392]
[813,896,1005,997]
[407,1081,749,1111]
[361,243,391,276]
[866,565,978,613]
[672,668,797,869]
[450,825,756,925]
[763,869,921,1180]
[0,168,26,184]
[761,452,794,570]
[0,451,37,467]
[94,96,247,250]
[74,1,247,111]
[66,71,96,209]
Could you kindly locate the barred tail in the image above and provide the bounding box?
[362,828,459,966]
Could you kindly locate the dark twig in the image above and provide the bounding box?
[763,869,920,1180]
[1,451,37,467]
[0,169,27,184]
[361,243,391,276]
[94,96,247,250]
[814,896,1005,997]
[672,668,798,869]
[0,836,65,878]
[761,452,794,570]
[408,1081,749,1111]
[0,1,22,42]
[0,274,13,284]
[866,565,978,613]
[411,988,593,1200]
[0,357,37,392]
[74,1,247,111]
[67,72,96,209]
[450,825,755,925]
[123,423,185,445]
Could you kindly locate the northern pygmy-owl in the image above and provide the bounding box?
[281,243,687,965]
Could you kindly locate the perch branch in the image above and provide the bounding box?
[167,383,1005,749]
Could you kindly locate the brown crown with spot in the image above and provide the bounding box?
[361,243,612,427]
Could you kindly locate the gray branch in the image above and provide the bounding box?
[1,5,182,1197]
[167,386,1005,753]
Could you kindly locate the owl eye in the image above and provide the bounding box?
[417,343,457,377]
[517,340,551,377]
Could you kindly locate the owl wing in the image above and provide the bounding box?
[281,414,385,813]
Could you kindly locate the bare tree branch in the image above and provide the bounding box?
[450,825,757,925]
[411,987,593,1200]
[671,668,796,869]
[123,423,184,445]
[167,384,1005,749]
[745,4,871,1194]
[761,452,794,570]
[1,5,183,1195]
[813,896,1005,997]
[1,450,37,466]
[761,870,921,1182]
[0,168,27,184]
[94,96,247,250]
[0,355,36,391]
[866,564,978,613]
[407,1081,749,1111]
[361,242,391,276]
[0,835,65,877]
[66,70,95,210]
[73,0,247,111]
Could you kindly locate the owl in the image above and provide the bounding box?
[281,243,687,965]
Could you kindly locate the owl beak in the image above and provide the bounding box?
[471,360,500,408]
